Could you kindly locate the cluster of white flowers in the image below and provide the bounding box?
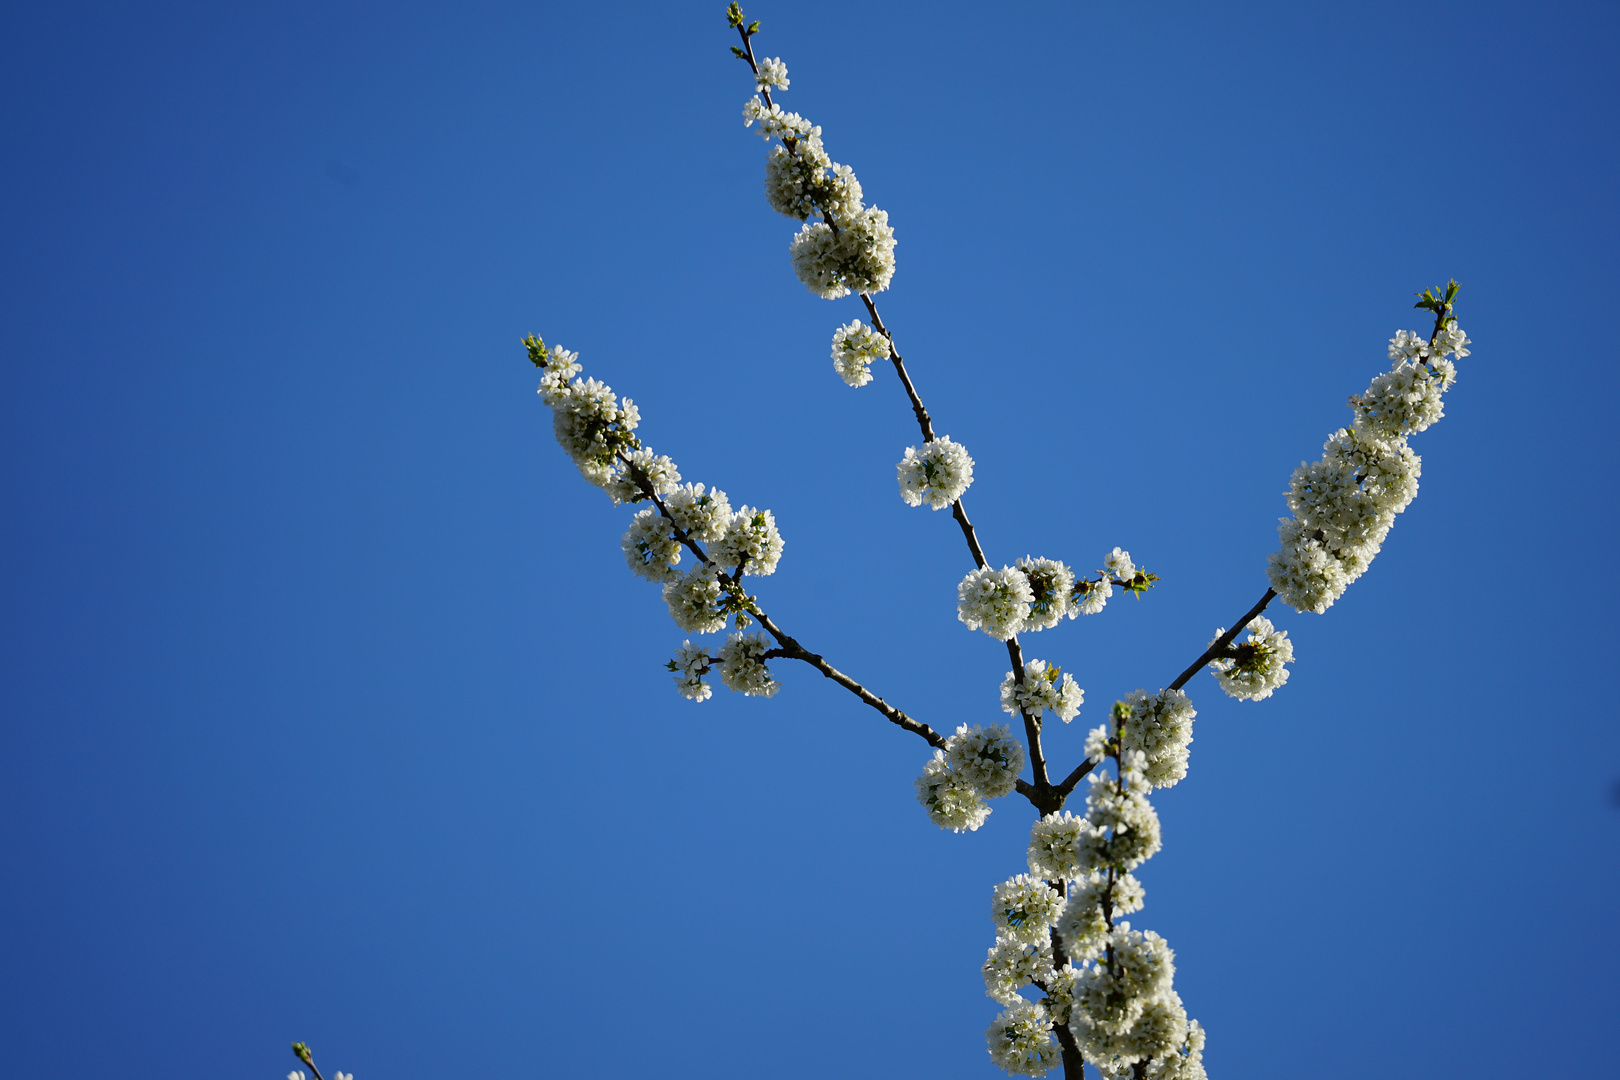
[830,319,888,387]
[1027,810,1088,881]
[1073,575,1113,615]
[622,508,683,582]
[914,750,991,832]
[949,723,1026,797]
[958,565,1035,640]
[898,436,975,509]
[914,723,1026,831]
[664,482,732,543]
[1018,557,1076,629]
[668,640,712,701]
[717,631,780,696]
[992,874,1066,943]
[711,506,784,576]
[742,95,814,141]
[754,55,788,93]
[1119,689,1197,789]
[1073,761,1162,871]
[535,341,643,489]
[1269,321,1465,613]
[1208,615,1294,701]
[602,447,679,506]
[663,563,728,634]
[1000,660,1084,723]
[788,208,897,299]
[742,80,893,297]
[985,1000,1063,1077]
[1104,547,1134,581]
[984,936,1056,1006]
[975,739,1201,1077]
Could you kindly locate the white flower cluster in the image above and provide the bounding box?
[743,76,895,297]
[1018,557,1076,629]
[957,565,1035,640]
[1208,615,1294,701]
[754,56,788,93]
[985,1000,1062,1077]
[980,751,1202,1078]
[717,631,780,697]
[898,436,975,509]
[536,341,642,490]
[913,723,1025,832]
[830,319,888,387]
[1073,575,1113,616]
[956,553,1130,640]
[663,563,728,634]
[992,874,1066,943]
[711,505,784,576]
[602,447,680,506]
[1000,660,1084,723]
[668,640,713,701]
[1269,321,1466,613]
[789,207,897,299]
[742,96,813,141]
[1119,688,1197,789]
[984,936,1057,1006]
[1104,547,1134,581]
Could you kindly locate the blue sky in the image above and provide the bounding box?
[2,2,1616,1077]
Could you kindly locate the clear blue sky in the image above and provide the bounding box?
[2,2,1616,1077]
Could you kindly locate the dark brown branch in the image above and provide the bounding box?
[1167,588,1277,692]
[751,608,948,749]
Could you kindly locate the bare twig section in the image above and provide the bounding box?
[751,609,949,749]
[1167,588,1278,692]
[1053,757,1099,804]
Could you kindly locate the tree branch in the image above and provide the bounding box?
[1167,588,1277,692]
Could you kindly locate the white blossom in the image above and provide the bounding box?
[622,508,682,583]
[742,95,813,140]
[1073,576,1113,616]
[1000,660,1083,723]
[896,436,974,510]
[1083,724,1112,764]
[830,319,888,387]
[991,874,1064,945]
[717,631,780,697]
[985,1000,1060,1077]
[535,343,581,403]
[983,936,1056,1006]
[1103,547,1135,581]
[957,565,1033,640]
[1027,811,1088,881]
[1073,768,1161,871]
[788,206,896,299]
[602,447,679,506]
[668,640,712,701]
[546,374,641,488]
[914,750,990,832]
[1016,557,1076,629]
[1053,888,1107,964]
[1070,926,1176,1056]
[1208,615,1294,701]
[1141,1021,1207,1080]
[1119,688,1196,789]
[664,483,733,543]
[946,723,1026,798]
[711,506,783,576]
[662,563,728,634]
[755,56,789,93]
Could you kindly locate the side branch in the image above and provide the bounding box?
[752,609,949,749]
[1167,587,1277,692]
